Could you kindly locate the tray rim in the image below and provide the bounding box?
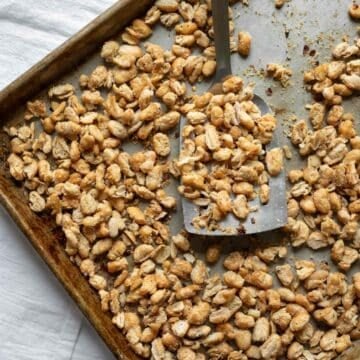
[0,1,154,359]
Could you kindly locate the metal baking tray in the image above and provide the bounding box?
[0,0,358,359]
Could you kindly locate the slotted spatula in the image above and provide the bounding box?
[180,0,287,236]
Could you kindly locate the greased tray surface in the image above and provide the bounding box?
[0,1,359,359]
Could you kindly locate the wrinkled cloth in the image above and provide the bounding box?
[0,1,115,359]
[0,0,115,90]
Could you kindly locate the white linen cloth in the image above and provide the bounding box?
[0,1,116,359]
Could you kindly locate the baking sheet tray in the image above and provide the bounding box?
[0,0,359,359]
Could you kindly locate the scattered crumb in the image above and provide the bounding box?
[266,63,293,87]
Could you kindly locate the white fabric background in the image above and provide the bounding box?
[0,1,117,359]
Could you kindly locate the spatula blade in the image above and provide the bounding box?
[181,95,287,236]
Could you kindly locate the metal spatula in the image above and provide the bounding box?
[180,0,287,236]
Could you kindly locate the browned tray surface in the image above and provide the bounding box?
[0,1,152,359]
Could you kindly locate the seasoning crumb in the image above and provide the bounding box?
[266,87,273,96]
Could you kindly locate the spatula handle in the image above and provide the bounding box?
[211,0,232,81]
